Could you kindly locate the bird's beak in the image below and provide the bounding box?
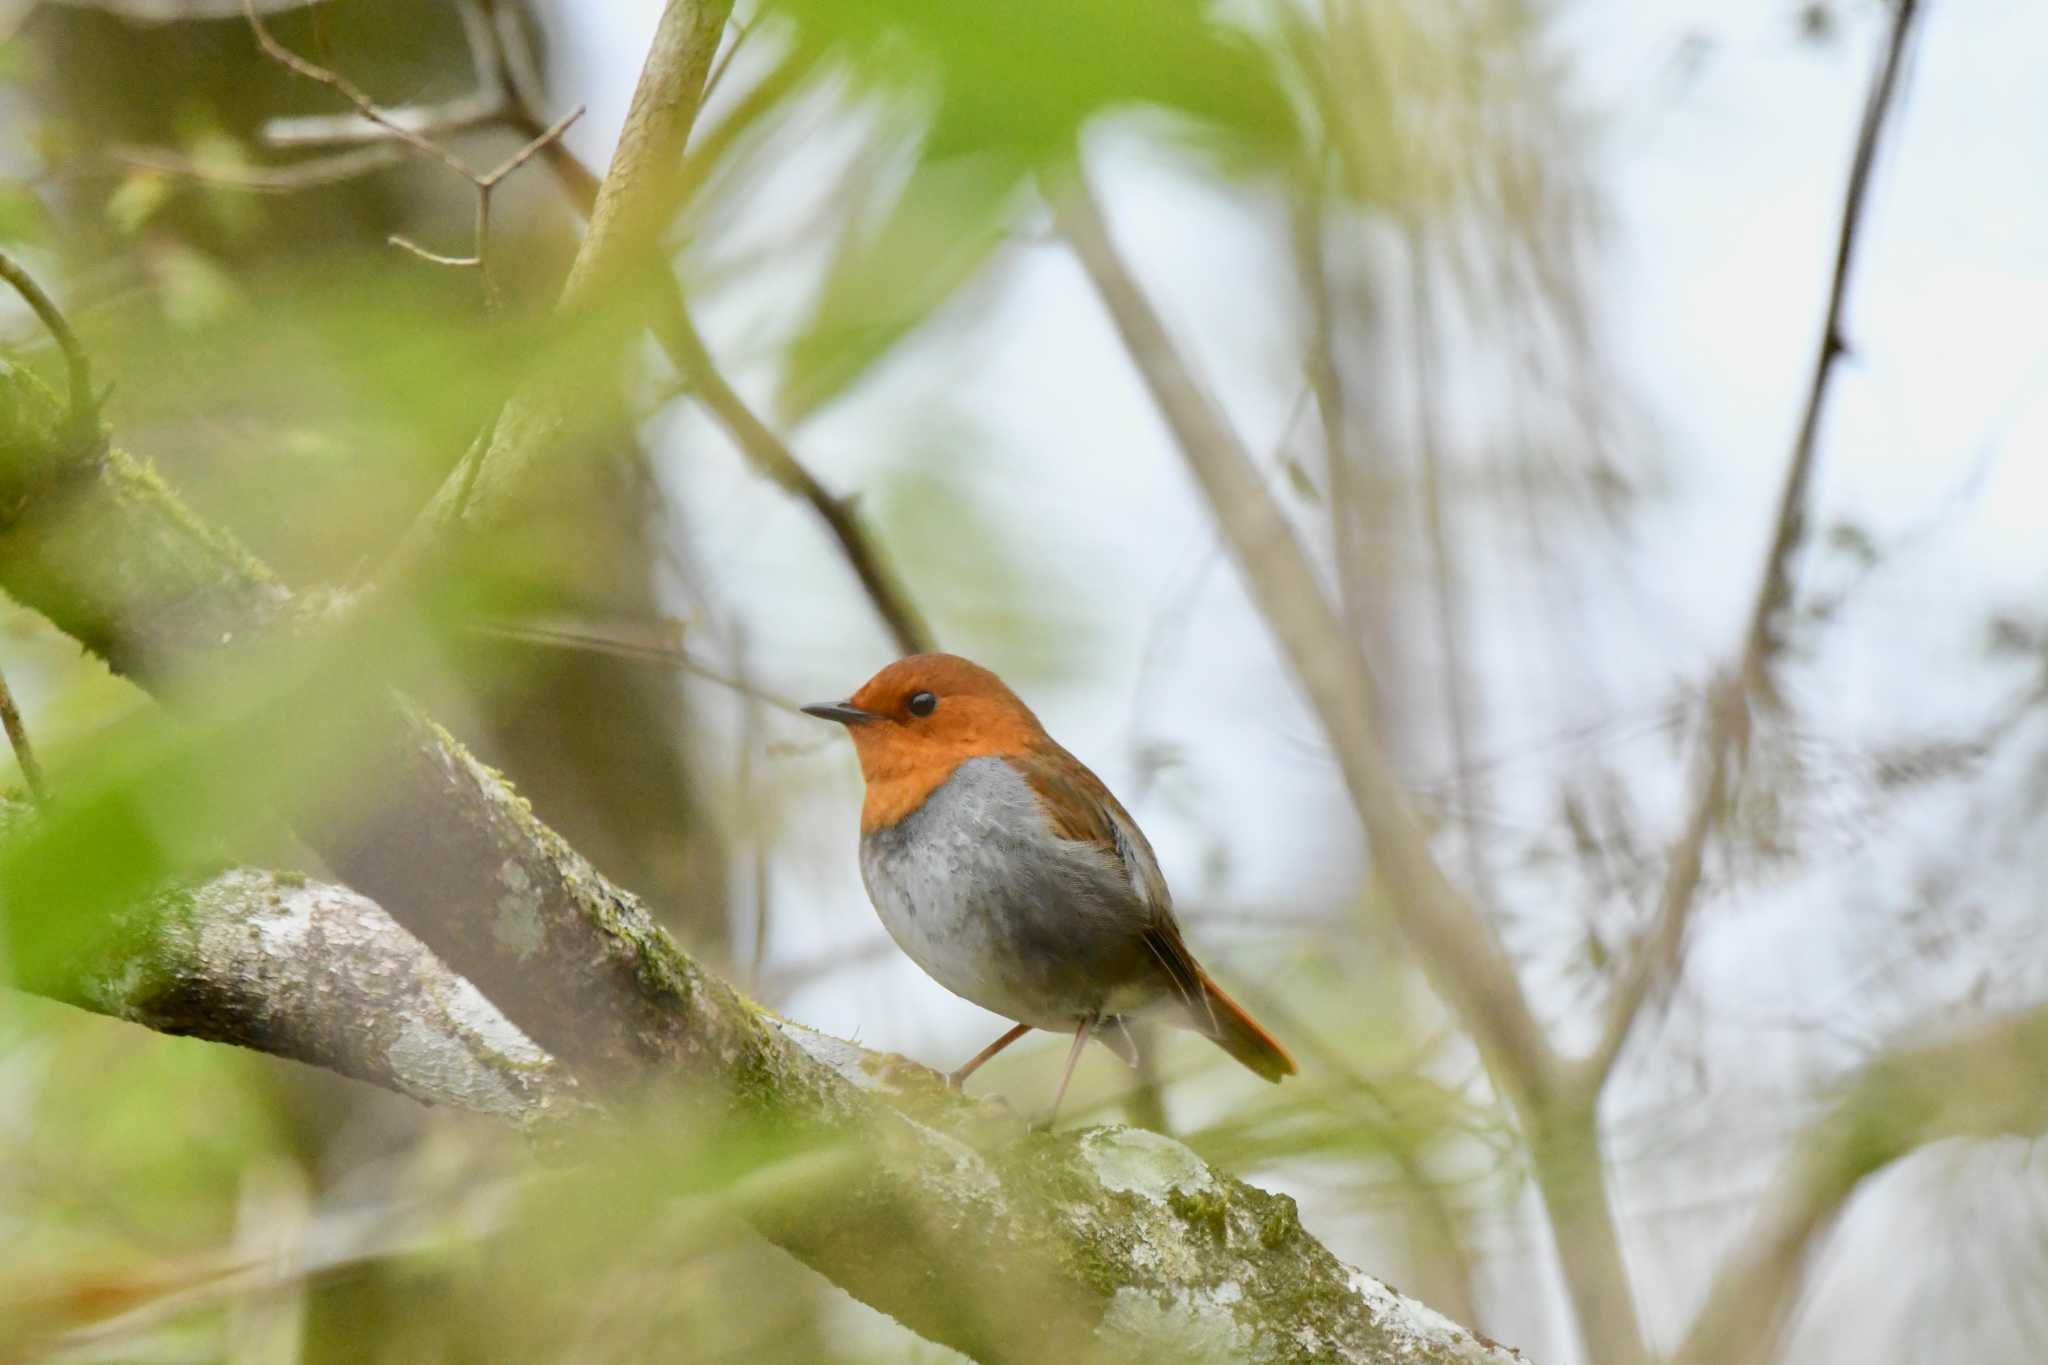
[801,700,881,726]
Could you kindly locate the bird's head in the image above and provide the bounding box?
[804,654,1050,822]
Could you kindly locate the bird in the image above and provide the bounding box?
[803,653,1295,1123]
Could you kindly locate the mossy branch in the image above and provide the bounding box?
[0,343,1529,1364]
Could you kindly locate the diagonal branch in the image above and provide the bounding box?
[649,299,935,653]
[0,659,46,805]
[1584,0,1927,1090]
[1059,176,1552,1109]
[428,5,935,652]
[1062,175,1650,1365]
[1672,997,2048,1365]
[243,0,477,180]
[227,2,930,653]
[0,335,1524,1365]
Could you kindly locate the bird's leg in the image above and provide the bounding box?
[948,1022,1031,1090]
[1043,1016,1095,1129]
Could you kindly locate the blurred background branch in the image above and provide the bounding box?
[1585,0,1930,1095]
[1675,998,2048,1365]
[1063,168,1650,1365]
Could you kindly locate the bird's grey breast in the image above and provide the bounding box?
[859,755,1154,1027]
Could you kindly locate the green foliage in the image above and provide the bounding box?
[765,0,1299,416]
[0,180,51,247]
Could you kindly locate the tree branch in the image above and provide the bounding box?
[0,332,1528,1365]
[0,659,46,804]
[411,4,936,653]
[1585,0,1927,1090]
[649,299,935,654]
[1058,178,1552,1109]
[6,805,582,1125]
[1672,998,2048,1365]
[0,246,96,448]
[408,0,735,540]
[1061,175,1647,1365]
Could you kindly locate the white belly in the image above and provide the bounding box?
[858,756,1160,1030]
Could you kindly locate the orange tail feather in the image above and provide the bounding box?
[1194,971,1296,1082]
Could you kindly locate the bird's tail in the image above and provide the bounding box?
[1192,969,1297,1082]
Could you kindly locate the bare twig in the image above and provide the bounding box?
[651,302,935,654]
[108,141,407,193]
[388,235,479,269]
[0,247,96,446]
[472,104,585,310]
[1744,0,1925,692]
[262,92,508,150]
[1585,0,1927,1090]
[478,103,585,190]
[702,8,763,102]
[243,1,476,179]
[0,661,47,805]
[470,618,807,714]
[427,7,935,654]
[243,0,579,312]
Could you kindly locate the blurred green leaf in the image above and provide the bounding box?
[180,124,266,242]
[107,170,173,235]
[0,600,442,1001]
[767,0,1299,415]
[0,180,51,247]
[778,151,1024,420]
[153,242,245,330]
[772,0,1295,162]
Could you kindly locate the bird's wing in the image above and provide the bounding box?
[1009,745,1294,1080]
[1009,745,1207,1018]
[1008,743,1172,914]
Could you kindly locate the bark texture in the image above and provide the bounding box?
[0,357,1533,1363]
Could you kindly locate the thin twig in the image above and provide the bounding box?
[474,12,934,654]
[262,93,508,150]
[243,0,578,310]
[478,104,585,189]
[470,619,807,715]
[243,1,476,180]
[0,660,47,805]
[1744,0,1925,695]
[651,301,935,655]
[388,236,479,269]
[0,247,96,446]
[702,8,763,102]
[1584,0,1927,1090]
[108,142,407,194]
[473,104,584,312]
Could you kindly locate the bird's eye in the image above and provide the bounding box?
[906,690,937,718]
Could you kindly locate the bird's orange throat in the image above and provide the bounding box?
[845,699,1048,833]
[857,752,968,833]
